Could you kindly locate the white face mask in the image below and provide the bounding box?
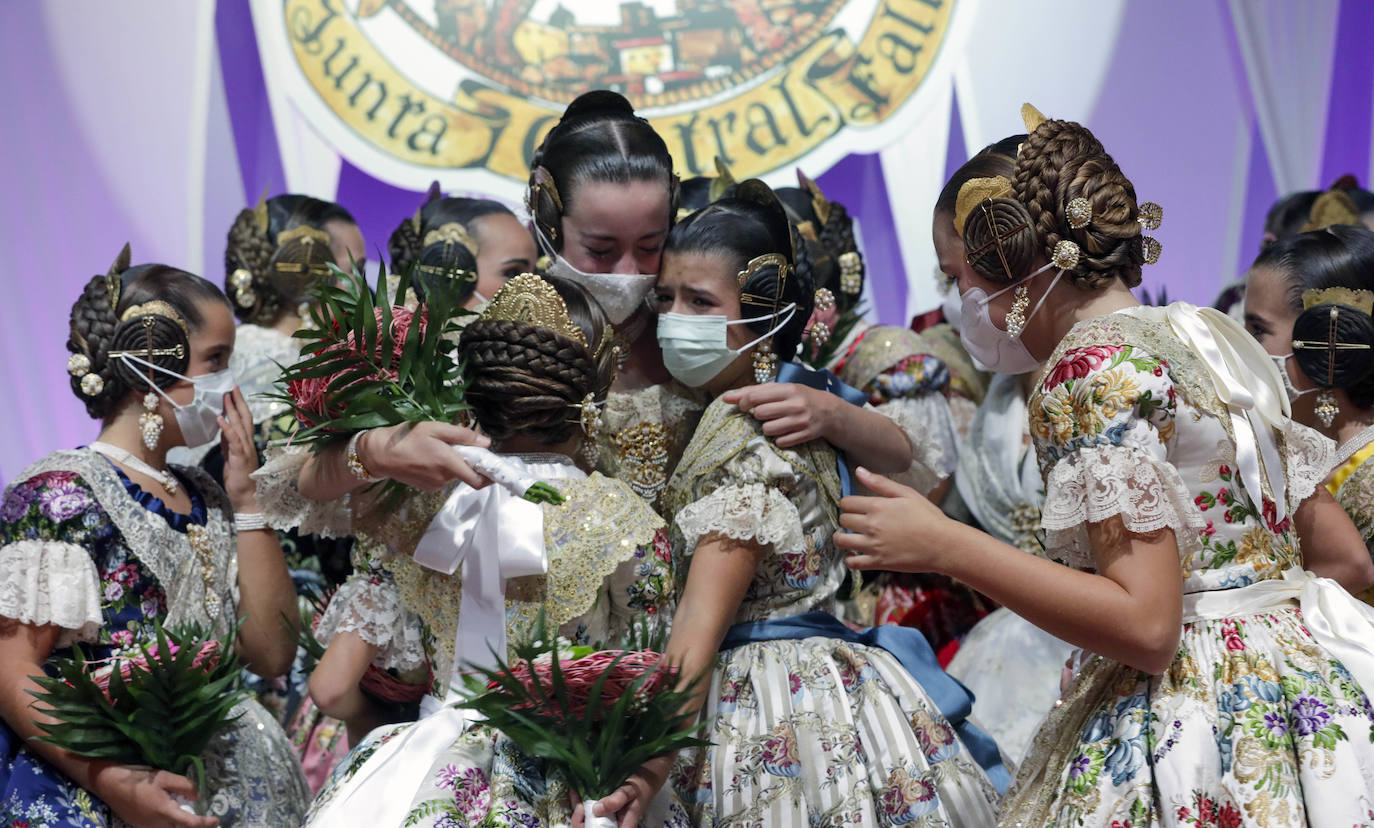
[537,229,655,324]
[657,304,798,388]
[119,353,236,448]
[1271,353,1317,402]
[959,263,1061,375]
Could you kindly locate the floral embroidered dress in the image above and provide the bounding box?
[1327,434,1374,606]
[0,448,310,827]
[662,398,1004,827]
[1001,305,1374,827]
[302,457,685,827]
[582,381,706,511]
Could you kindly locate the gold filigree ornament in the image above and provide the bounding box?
[80,373,104,397]
[276,224,330,247]
[814,288,835,313]
[1052,239,1081,271]
[952,176,1014,236]
[1137,201,1163,231]
[1004,283,1032,338]
[573,393,603,441]
[229,268,256,309]
[1066,197,1092,229]
[613,422,670,503]
[838,251,863,294]
[67,353,91,377]
[736,253,792,288]
[422,222,477,255]
[1301,287,1374,314]
[106,242,132,311]
[1141,235,1163,265]
[186,524,221,621]
[480,273,587,348]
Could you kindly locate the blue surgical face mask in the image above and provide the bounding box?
[656,303,797,388]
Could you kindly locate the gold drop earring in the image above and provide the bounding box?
[1004,284,1031,337]
[139,388,164,450]
[753,339,779,384]
[1314,389,1339,428]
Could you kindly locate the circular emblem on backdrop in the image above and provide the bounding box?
[272,0,955,190]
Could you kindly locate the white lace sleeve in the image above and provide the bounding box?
[315,574,427,673]
[0,540,102,647]
[1284,420,1337,509]
[673,482,805,559]
[1040,446,1206,569]
[873,396,956,495]
[251,444,353,537]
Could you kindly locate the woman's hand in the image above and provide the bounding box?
[572,753,675,827]
[90,764,218,827]
[836,467,963,573]
[722,383,836,448]
[218,388,261,512]
[360,422,492,490]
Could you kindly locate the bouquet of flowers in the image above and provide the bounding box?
[458,613,709,827]
[272,262,471,448]
[28,621,249,811]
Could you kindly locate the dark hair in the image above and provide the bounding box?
[224,194,357,324]
[68,255,231,419]
[961,120,1145,289]
[388,196,515,301]
[1263,190,1320,247]
[678,176,715,215]
[664,181,813,361]
[774,176,864,309]
[458,275,614,445]
[934,135,1025,217]
[1252,225,1374,406]
[528,91,677,249]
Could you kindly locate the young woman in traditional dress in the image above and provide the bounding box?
[837,105,1374,826]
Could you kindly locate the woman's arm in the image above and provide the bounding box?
[220,389,297,678]
[839,468,1183,674]
[1294,488,1374,592]
[0,622,218,827]
[590,534,763,827]
[308,632,387,746]
[298,422,493,500]
[721,384,913,474]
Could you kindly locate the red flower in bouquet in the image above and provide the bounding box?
[497,649,673,721]
[287,306,424,429]
[91,639,224,699]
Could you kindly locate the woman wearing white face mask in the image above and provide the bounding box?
[527,90,916,509]
[1244,220,1374,585]
[589,181,1008,828]
[836,105,1374,826]
[0,249,308,826]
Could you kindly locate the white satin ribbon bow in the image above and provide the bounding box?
[1184,567,1374,695]
[413,446,552,695]
[1165,303,1292,521]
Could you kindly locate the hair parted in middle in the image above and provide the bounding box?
[960,106,1148,290]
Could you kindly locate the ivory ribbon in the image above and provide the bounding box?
[1184,567,1374,695]
[1165,303,1292,520]
[412,447,557,695]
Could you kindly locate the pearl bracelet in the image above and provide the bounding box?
[234,512,270,533]
[346,430,380,483]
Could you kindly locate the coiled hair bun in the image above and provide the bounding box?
[961,197,1040,282]
[1292,302,1374,395]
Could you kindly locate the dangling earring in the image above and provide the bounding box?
[1004,284,1031,337]
[139,390,164,450]
[1315,389,1339,428]
[753,339,779,384]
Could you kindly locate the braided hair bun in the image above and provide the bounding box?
[68,250,229,420]
[387,196,514,302]
[963,118,1146,288]
[457,275,612,445]
[225,194,357,324]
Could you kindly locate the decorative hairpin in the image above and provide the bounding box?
[106,243,132,311]
[797,170,831,227]
[67,353,102,396]
[736,253,791,288]
[1138,202,1163,231]
[814,288,835,313]
[423,222,477,254]
[277,225,331,247]
[1140,236,1162,265]
[573,393,603,441]
[952,176,1014,236]
[1052,239,1081,271]
[709,156,737,203]
[119,301,189,336]
[838,251,863,294]
[1066,197,1092,230]
[1302,287,1374,314]
[480,273,587,348]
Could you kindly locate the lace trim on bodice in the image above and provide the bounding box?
[253,444,354,538]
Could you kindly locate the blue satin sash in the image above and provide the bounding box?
[720,611,1011,794]
[774,362,867,496]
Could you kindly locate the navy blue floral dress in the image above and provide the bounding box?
[0,449,309,827]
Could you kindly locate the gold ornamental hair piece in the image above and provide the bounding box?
[1302,287,1374,315]
[709,156,738,203]
[106,242,132,311]
[108,315,187,362]
[1021,103,1049,134]
[119,301,189,336]
[952,176,1014,236]
[531,166,564,213]
[277,225,331,247]
[251,189,270,235]
[736,253,792,288]
[1066,197,1092,229]
[481,273,587,348]
[797,169,831,226]
[1138,201,1163,231]
[1052,239,1081,271]
[423,222,478,254]
[1293,305,1372,388]
[1301,188,1362,233]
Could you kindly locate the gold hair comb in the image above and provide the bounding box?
[480,273,587,348]
[423,222,478,254]
[1302,287,1374,315]
[277,225,331,247]
[952,176,1014,236]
